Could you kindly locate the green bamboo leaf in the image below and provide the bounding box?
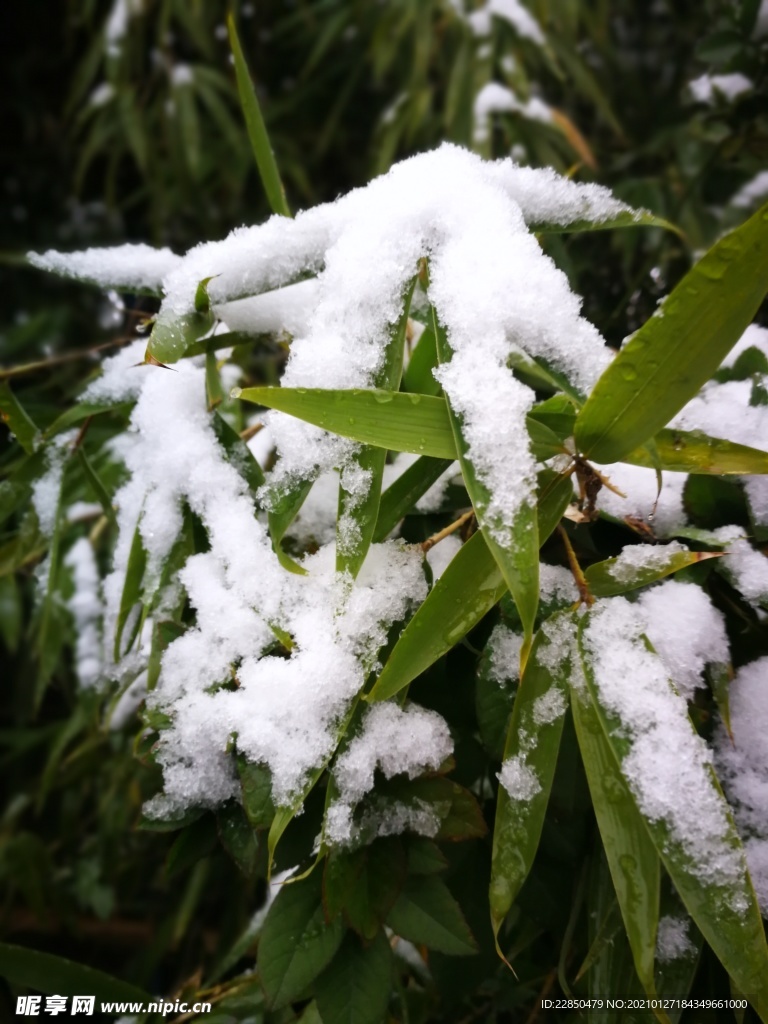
[235,387,457,459]
[0,574,22,652]
[585,547,722,598]
[571,673,661,1000]
[259,872,345,1009]
[489,615,571,942]
[217,801,259,878]
[314,930,392,1024]
[625,429,768,475]
[0,942,151,1004]
[113,522,147,661]
[655,880,703,1023]
[44,400,133,440]
[237,755,276,830]
[529,209,679,235]
[227,14,291,218]
[211,410,265,499]
[146,620,185,693]
[433,313,539,650]
[76,448,118,528]
[385,875,477,956]
[402,323,440,395]
[268,477,313,576]
[575,616,768,1019]
[0,382,39,454]
[337,279,413,576]
[575,202,768,463]
[373,456,455,542]
[368,470,573,702]
[267,696,361,869]
[235,386,566,465]
[147,309,215,364]
[323,838,407,940]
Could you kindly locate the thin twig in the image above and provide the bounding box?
[0,335,136,381]
[239,421,265,443]
[557,524,594,606]
[420,509,475,553]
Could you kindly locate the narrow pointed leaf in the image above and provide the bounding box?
[114,522,147,660]
[267,477,313,576]
[433,314,539,647]
[368,470,572,702]
[490,614,571,939]
[227,14,291,218]
[576,202,768,463]
[0,942,151,1004]
[337,279,413,576]
[0,382,39,453]
[147,309,215,364]
[571,676,660,998]
[374,456,454,542]
[585,547,721,598]
[575,614,768,1018]
[385,875,477,956]
[403,323,440,395]
[76,447,118,528]
[314,930,392,1024]
[259,872,345,1009]
[529,209,679,235]
[625,429,768,475]
[236,387,457,458]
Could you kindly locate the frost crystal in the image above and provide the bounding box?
[656,915,696,962]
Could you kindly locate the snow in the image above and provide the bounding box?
[720,538,768,607]
[718,323,768,367]
[426,533,463,581]
[474,83,552,143]
[89,83,115,108]
[638,580,729,700]
[65,539,103,689]
[688,73,753,105]
[32,434,72,535]
[325,702,453,845]
[27,245,182,295]
[498,755,541,801]
[591,462,687,536]
[486,624,524,685]
[605,539,690,584]
[656,915,696,962]
[582,598,746,895]
[729,172,768,211]
[714,657,768,913]
[171,64,194,86]
[467,0,546,44]
[105,0,142,55]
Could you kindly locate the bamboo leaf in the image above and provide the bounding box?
[259,872,345,1009]
[236,387,457,459]
[314,930,392,1024]
[402,323,440,395]
[529,209,679,235]
[0,942,151,1004]
[337,279,413,576]
[385,875,478,956]
[575,202,768,463]
[76,448,118,528]
[373,456,455,542]
[147,309,215,364]
[571,670,661,1000]
[267,477,313,576]
[113,522,147,661]
[0,382,39,454]
[585,548,722,598]
[227,14,291,218]
[489,614,571,941]
[625,429,768,476]
[433,312,539,652]
[575,615,768,1019]
[368,470,572,702]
